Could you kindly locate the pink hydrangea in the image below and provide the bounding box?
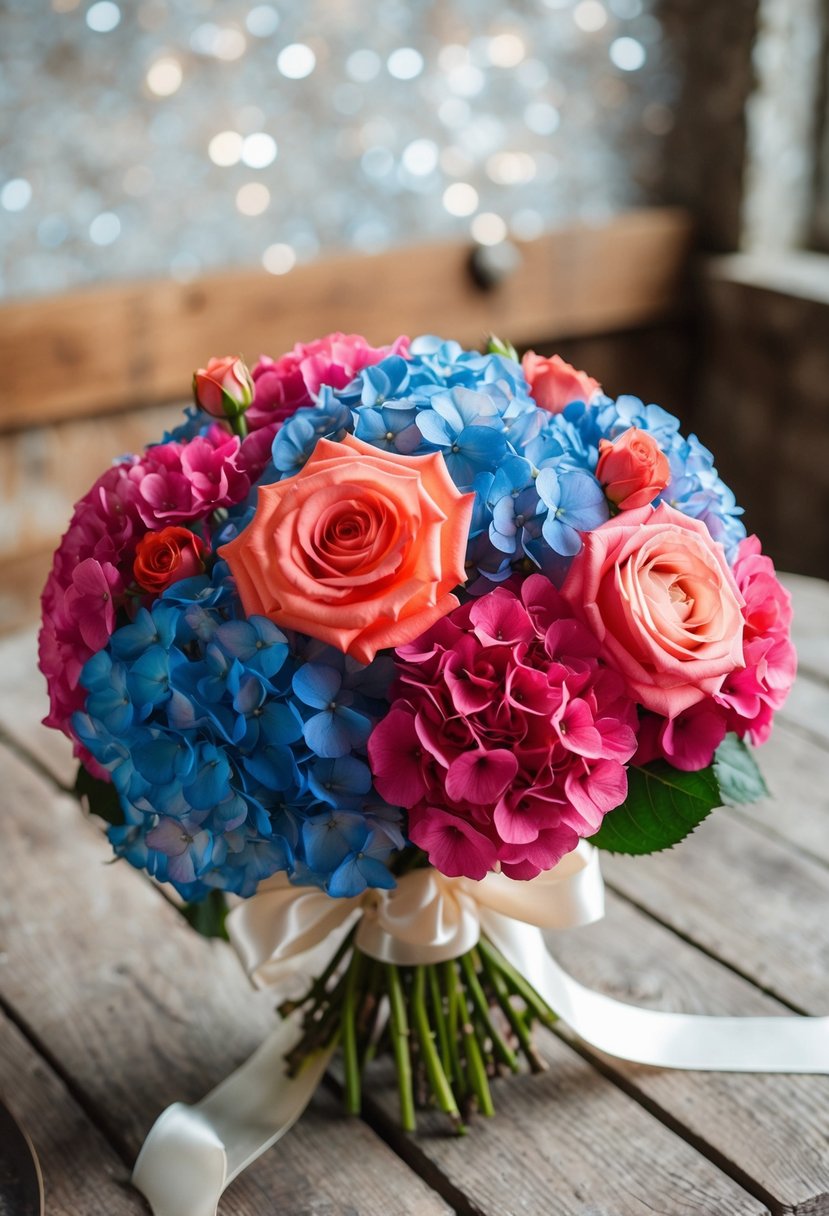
[367,575,638,881]
[39,425,252,768]
[716,536,796,745]
[248,332,410,428]
[128,425,250,528]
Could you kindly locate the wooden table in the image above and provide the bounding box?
[1,573,827,1216]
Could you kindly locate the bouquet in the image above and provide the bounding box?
[39,331,799,1209]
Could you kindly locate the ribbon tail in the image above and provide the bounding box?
[132,1015,335,1216]
[482,911,829,1073]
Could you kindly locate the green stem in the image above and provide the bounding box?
[456,966,495,1117]
[477,945,546,1074]
[342,949,365,1115]
[279,926,356,1019]
[478,938,558,1029]
[386,964,416,1132]
[427,964,452,1078]
[229,413,248,439]
[441,960,466,1099]
[412,967,464,1132]
[460,952,519,1073]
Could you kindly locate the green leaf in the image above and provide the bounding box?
[713,733,769,805]
[74,764,124,827]
[590,759,721,855]
[486,334,519,362]
[181,890,229,941]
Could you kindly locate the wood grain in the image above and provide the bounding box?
[0,627,74,787]
[548,890,829,1215]
[601,810,829,1013]
[0,1012,144,1215]
[0,208,693,432]
[362,1036,766,1216]
[0,745,449,1216]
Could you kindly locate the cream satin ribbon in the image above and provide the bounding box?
[133,843,829,1216]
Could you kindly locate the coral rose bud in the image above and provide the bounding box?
[596,427,670,511]
[193,356,254,421]
[133,526,206,594]
[521,351,601,414]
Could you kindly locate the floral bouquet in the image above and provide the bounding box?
[40,331,799,1212]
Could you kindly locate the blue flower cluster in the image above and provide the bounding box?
[270,336,745,588]
[72,563,404,901]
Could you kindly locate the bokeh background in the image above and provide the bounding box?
[2,0,676,296]
[1,0,828,632]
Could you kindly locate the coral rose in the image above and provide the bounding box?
[561,503,745,717]
[596,427,670,511]
[521,352,601,414]
[220,434,474,663]
[133,526,206,594]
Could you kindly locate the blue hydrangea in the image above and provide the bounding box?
[73,566,402,901]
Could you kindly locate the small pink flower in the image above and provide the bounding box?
[521,352,601,415]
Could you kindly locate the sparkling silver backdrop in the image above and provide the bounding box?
[0,0,676,299]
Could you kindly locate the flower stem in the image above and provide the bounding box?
[477,944,546,1074]
[477,938,558,1029]
[278,925,356,1019]
[342,949,366,1115]
[442,959,467,1100]
[457,965,495,1117]
[412,967,465,1132]
[229,414,248,439]
[460,951,519,1073]
[386,963,416,1132]
[427,963,452,1078]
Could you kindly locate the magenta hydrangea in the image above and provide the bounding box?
[38,425,251,767]
[367,575,638,881]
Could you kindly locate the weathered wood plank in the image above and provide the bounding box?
[730,717,829,866]
[0,626,74,787]
[549,890,829,1215]
[363,1038,767,1216]
[781,571,829,681]
[0,745,450,1216]
[0,1011,144,1215]
[0,208,693,432]
[601,810,829,1013]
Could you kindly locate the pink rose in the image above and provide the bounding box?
[521,352,601,415]
[561,504,745,717]
[596,427,670,511]
[193,356,254,420]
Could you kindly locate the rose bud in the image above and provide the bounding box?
[133,526,207,594]
[596,427,670,511]
[193,356,254,423]
[521,351,601,415]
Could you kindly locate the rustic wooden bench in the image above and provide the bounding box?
[0,571,827,1215]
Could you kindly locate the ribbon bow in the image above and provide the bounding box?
[133,845,829,1216]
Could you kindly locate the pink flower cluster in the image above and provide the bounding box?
[368,576,638,881]
[718,536,797,746]
[39,425,250,765]
[633,534,796,769]
[239,332,410,477]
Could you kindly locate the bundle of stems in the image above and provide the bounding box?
[280,929,558,1132]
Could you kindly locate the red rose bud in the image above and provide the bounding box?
[133,526,207,594]
[596,427,670,511]
[193,356,254,421]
